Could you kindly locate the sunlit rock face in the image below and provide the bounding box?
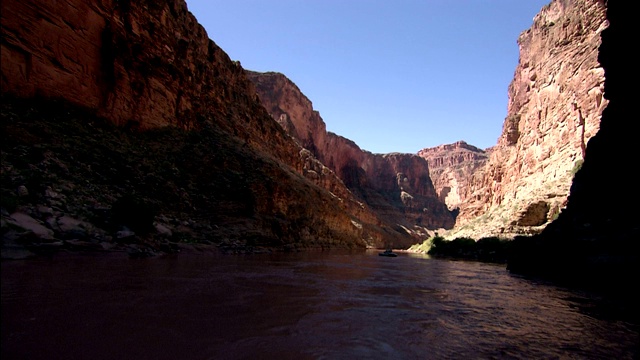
[247,71,455,240]
[446,0,608,239]
[1,0,412,250]
[507,0,640,290]
[417,141,489,211]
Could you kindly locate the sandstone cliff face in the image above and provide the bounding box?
[1,0,409,252]
[445,0,608,239]
[507,0,639,293]
[1,0,288,161]
[417,141,489,210]
[3,1,238,128]
[247,71,455,241]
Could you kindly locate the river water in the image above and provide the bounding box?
[1,250,638,360]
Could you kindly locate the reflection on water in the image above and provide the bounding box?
[2,250,638,359]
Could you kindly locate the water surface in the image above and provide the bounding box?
[2,250,637,359]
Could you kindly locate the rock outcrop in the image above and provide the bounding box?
[507,0,639,296]
[247,71,455,243]
[444,0,608,239]
[417,141,489,210]
[1,0,412,256]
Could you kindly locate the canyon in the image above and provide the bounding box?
[507,0,639,289]
[417,141,489,212]
[244,0,610,243]
[420,0,609,240]
[0,0,418,256]
[1,0,636,287]
[246,70,455,240]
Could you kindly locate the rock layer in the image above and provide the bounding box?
[445,0,608,239]
[417,141,489,210]
[247,71,455,242]
[0,0,411,253]
[507,0,639,295]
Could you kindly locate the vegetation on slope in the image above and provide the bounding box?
[1,97,368,257]
[409,234,512,264]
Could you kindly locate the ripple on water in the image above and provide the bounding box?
[1,252,638,360]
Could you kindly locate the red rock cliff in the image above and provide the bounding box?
[507,0,639,293]
[445,0,608,239]
[247,71,455,238]
[2,1,245,128]
[1,0,411,250]
[417,141,489,210]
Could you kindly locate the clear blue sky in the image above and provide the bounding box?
[185,0,550,154]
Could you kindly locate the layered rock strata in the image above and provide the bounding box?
[247,71,455,241]
[446,0,608,239]
[1,0,411,253]
[417,141,489,210]
[507,0,639,296]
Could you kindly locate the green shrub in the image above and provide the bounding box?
[570,159,584,176]
[430,235,446,248]
[428,236,475,257]
[425,236,510,264]
[476,236,510,263]
[409,234,446,254]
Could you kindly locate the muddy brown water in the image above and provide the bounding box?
[2,250,638,359]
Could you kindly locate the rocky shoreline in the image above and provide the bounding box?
[1,206,275,260]
[0,98,364,260]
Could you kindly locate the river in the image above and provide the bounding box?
[1,250,638,359]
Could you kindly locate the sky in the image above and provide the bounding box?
[185,0,550,154]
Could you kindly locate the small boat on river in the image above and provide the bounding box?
[379,249,398,257]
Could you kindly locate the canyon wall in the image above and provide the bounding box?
[1,0,412,252]
[507,0,639,293]
[0,0,295,162]
[1,0,618,254]
[247,71,455,242]
[417,141,489,211]
[444,0,608,239]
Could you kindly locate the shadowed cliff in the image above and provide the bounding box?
[1,0,414,257]
[507,0,639,295]
[429,0,609,240]
[247,71,456,245]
